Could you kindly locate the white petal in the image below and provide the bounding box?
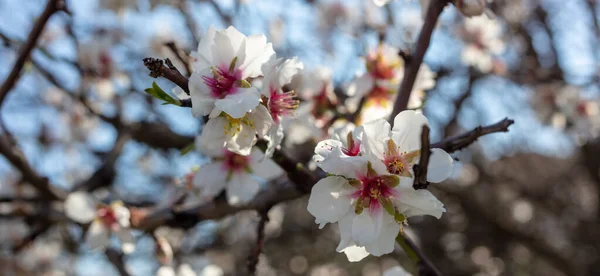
[351,208,386,246]
[341,245,370,262]
[64,192,97,223]
[215,88,261,119]
[394,189,446,219]
[306,176,354,226]
[363,219,400,256]
[194,161,228,198]
[199,117,227,151]
[189,72,216,117]
[114,228,136,254]
[86,220,110,252]
[212,28,237,68]
[112,204,131,228]
[180,263,202,276]
[313,139,343,163]
[264,123,284,158]
[227,123,257,156]
[383,266,413,276]
[157,266,176,276]
[358,119,391,160]
[192,26,216,72]
[317,147,367,179]
[391,110,429,152]
[249,148,284,180]
[346,74,374,98]
[239,34,275,79]
[226,172,261,206]
[427,148,454,183]
[247,104,274,137]
[336,214,355,252]
[276,57,304,87]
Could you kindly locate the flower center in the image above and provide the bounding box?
[311,85,337,119]
[383,140,420,177]
[269,86,299,123]
[97,206,118,229]
[222,113,254,136]
[223,151,250,172]
[366,48,400,80]
[341,132,361,156]
[350,162,400,216]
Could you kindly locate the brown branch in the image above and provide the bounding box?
[413,125,431,190]
[396,234,442,276]
[247,208,271,275]
[106,248,131,276]
[164,41,192,77]
[431,118,514,153]
[143,57,190,94]
[13,222,52,252]
[0,135,66,200]
[0,0,65,108]
[389,0,449,121]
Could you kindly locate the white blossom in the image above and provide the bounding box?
[307,110,453,262]
[64,192,135,253]
[192,148,283,206]
[189,26,275,119]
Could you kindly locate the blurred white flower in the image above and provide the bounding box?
[307,111,453,262]
[191,148,283,206]
[383,265,413,276]
[460,15,505,73]
[189,26,274,119]
[64,192,135,253]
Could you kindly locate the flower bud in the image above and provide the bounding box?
[454,0,487,17]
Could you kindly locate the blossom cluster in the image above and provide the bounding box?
[307,110,453,261]
[189,26,302,205]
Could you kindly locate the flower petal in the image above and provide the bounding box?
[239,34,275,79]
[391,110,429,152]
[264,123,284,158]
[394,189,446,219]
[363,218,399,256]
[306,176,354,227]
[427,148,454,183]
[341,245,370,262]
[226,172,261,206]
[249,148,284,180]
[317,147,367,179]
[64,192,97,224]
[215,88,261,119]
[227,123,257,156]
[313,139,343,163]
[198,117,227,152]
[114,227,136,254]
[189,72,216,117]
[383,266,413,276]
[86,220,110,252]
[358,119,391,160]
[247,104,274,137]
[194,161,228,198]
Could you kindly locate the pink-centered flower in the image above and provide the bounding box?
[189,26,275,119]
[192,148,283,206]
[307,110,454,262]
[64,192,135,254]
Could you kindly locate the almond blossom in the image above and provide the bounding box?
[460,15,505,73]
[260,56,304,157]
[192,148,283,206]
[189,26,274,119]
[346,44,435,123]
[307,110,453,262]
[64,192,135,253]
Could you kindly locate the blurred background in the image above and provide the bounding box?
[1,0,600,275]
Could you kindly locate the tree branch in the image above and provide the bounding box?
[431,118,514,153]
[0,0,65,108]
[143,57,190,94]
[247,208,271,275]
[389,0,449,121]
[413,125,431,190]
[396,234,442,276]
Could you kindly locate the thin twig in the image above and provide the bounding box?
[389,0,449,121]
[431,118,515,153]
[177,0,200,46]
[164,41,192,76]
[106,248,131,276]
[247,208,271,275]
[0,0,65,107]
[396,234,442,276]
[413,125,431,190]
[143,57,190,94]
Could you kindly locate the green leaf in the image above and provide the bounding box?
[380,197,395,216]
[144,81,182,106]
[179,143,195,156]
